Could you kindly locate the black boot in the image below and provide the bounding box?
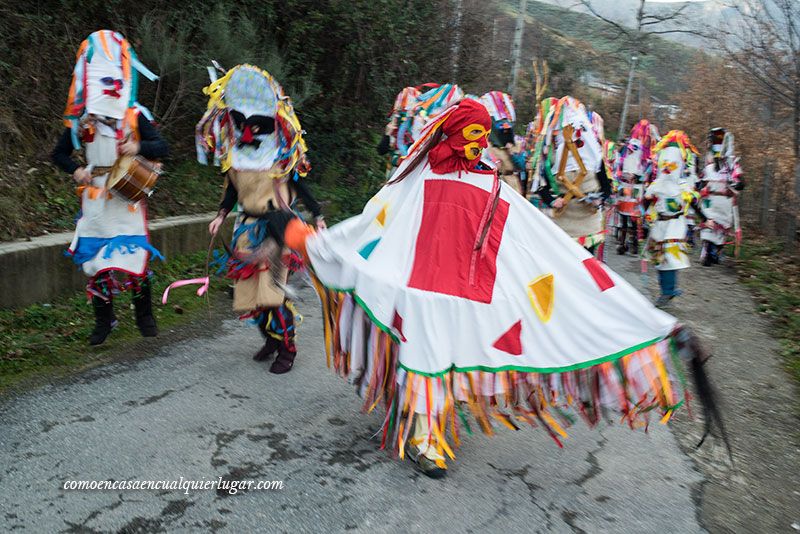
[133,280,158,337]
[701,242,713,267]
[269,345,297,374]
[89,296,117,346]
[254,336,281,362]
[266,305,296,373]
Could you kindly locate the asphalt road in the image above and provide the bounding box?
[0,245,794,533]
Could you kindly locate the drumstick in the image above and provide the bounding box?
[118,132,131,155]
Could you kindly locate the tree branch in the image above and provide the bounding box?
[573,0,633,39]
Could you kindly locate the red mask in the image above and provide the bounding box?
[428,99,492,174]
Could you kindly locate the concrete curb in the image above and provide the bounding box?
[0,213,233,309]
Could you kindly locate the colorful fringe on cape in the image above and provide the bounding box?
[310,275,697,457]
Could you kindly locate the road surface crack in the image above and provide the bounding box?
[487,463,553,531]
[573,432,608,489]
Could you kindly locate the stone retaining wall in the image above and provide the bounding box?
[0,213,231,309]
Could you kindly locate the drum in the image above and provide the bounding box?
[107,156,161,203]
[616,184,641,216]
[616,199,639,216]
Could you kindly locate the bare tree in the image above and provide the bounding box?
[575,0,696,141]
[712,0,800,249]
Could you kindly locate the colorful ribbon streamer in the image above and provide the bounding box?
[161,277,210,304]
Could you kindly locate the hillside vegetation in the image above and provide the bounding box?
[0,0,718,240]
[0,0,499,239]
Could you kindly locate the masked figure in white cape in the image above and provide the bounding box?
[52,30,168,346]
[698,128,744,266]
[284,99,725,478]
[530,97,612,254]
[199,65,324,374]
[643,131,704,307]
[614,120,659,256]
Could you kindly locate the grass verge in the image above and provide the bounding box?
[0,251,227,394]
[738,239,800,384]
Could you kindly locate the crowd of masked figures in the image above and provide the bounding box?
[383,84,744,305]
[54,26,735,480]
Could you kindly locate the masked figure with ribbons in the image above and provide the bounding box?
[530,96,612,255]
[283,99,727,479]
[613,120,660,256]
[644,131,705,307]
[378,84,464,179]
[480,91,527,196]
[377,86,420,177]
[52,30,168,346]
[698,128,744,266]
[200,64,324,374]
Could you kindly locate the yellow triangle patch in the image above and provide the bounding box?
[527,273,554,323]
[375,204,388,226]
[667,245,684,260]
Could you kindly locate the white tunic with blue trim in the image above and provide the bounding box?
[68,122,156,278]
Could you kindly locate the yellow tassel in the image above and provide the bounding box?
[402,375,419,449]
[540,410,569,439]
[398,421,406,460]
[367,334,391,413]
[636,350,661,404]
[430,416,456,460]
[466,373,493,435]
[491,412,518,432]
[649,345,674,407]
[310,275,333,367]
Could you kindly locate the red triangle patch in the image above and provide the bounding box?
[492,320,522,355]
[392,311,407,342]
[582,257,615,292]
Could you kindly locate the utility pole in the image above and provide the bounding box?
[451,0,463,82]
[638,74,643,120]
[492,18,498,65]
[617,55,637,141]
[508,0,528,98]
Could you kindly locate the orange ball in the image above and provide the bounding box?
[284,217,315,256]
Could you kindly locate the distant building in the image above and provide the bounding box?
[579,72,623,96]
[651,99,680,121]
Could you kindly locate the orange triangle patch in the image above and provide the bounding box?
[527,273,554,323]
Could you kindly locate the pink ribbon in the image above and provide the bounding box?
[161,277,210,304]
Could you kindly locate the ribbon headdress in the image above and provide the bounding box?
[63,30,158,149]
[195,64,307,178]
[654,130,699,163]
[480,91,516,125]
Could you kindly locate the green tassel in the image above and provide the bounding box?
[456,403,473,436]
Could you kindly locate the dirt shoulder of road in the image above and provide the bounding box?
[607,249,799,534]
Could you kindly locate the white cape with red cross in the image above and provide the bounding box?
[306,159,677,376]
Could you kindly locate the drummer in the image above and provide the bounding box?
[52,30,168,346]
